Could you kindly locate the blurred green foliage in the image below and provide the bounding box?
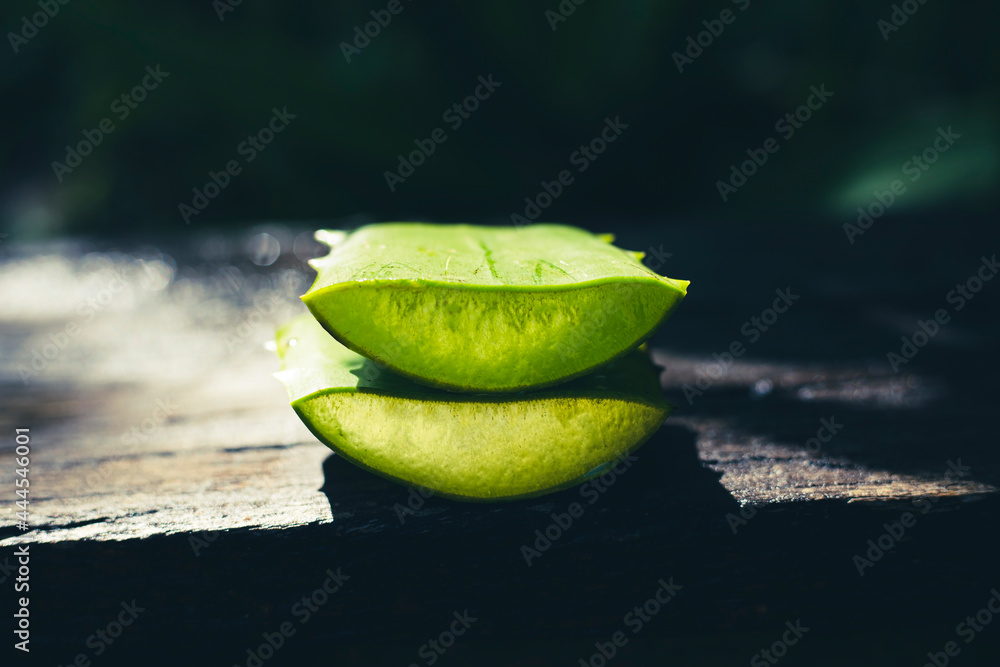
[0,0,996,238]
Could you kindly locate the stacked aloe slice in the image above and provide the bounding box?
[274,223,689,501]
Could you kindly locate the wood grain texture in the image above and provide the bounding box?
[1,222,998,665]
[2,238,994,546]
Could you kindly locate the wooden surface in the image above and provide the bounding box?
[2,221,999,666]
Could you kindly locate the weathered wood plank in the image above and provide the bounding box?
[1,229,996,547]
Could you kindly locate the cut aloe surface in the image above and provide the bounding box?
[302,223,688,393]
[275,314,673,501]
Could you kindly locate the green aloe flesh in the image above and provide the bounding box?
[302,223,688,393]
[275,314,672,501]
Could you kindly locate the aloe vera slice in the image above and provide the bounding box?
[302,223,688,393]
[275,314,672,501]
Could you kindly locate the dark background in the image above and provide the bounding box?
[1,0,997,238]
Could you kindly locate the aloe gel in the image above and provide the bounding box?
[275,314,672,501]
[303,223,688,392]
